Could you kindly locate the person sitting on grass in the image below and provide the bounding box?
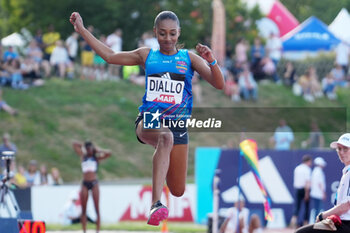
[0,89,17,115]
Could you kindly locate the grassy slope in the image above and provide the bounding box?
[1,79,348,182]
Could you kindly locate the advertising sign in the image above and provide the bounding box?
[196,148,342,227]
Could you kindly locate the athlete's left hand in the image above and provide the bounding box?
[196,43,215,64]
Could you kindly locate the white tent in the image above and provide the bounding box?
[256,17,279,38]
[329,8,350,44]
[1,32,25,47]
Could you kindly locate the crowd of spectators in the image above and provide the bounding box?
[220,32,350,104]
[221,33,283,102]
[1,25,349,108]
[9,159,64,188]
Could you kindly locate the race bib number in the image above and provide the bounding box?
[146,74,185,104]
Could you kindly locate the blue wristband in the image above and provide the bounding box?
[209,59,217,66]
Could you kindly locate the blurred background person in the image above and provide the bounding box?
[35,164,50,185]
[265,32,282,83]
[13,164,28,188]
[269,119,294,150]
[310,157,327,220]
[301,121,324,149]
[290,155,312,228]
[0,89,18,115]
[106,28,123,79]
[61,190,96,225]
[50,40,72,78]
[25,160,40,187]
[238,63,258,101]
[48,167,63,185]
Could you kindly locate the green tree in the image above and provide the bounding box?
[0,0,257,51]
[281,0,350,24]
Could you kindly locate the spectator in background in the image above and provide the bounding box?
[301,121,324,149]
[0,60,10,86]
[265,32,282,83]
[290,155,312,228]
[298,66,322,102]
[143,31,159,50]
[122,65,144,85]
[106,28,123,53]
[0,89,18,115]
[250,37,266,82]
[25,40,51,78]
[66,32,79,62]
[238,63,258,101]
[48,167,63,185]
[34,164,50,185]
[93,35,108,81]
[250,37,265,68]
[3,46,19,62]
[235,38,249,70]
[220,198,249,233]
[25,160,40,186]
[42,24,61,61]
[270,119,294,150]
[80,25,95,80]
[260,55,276,80]
[331,63,348,88]
[14,164,28,188]
[106,28,123,79]
[34,29,45,51]
[6,59,29,90]
[335,41,350,74]
[310,157,326,219]
[21,56,42,86]
[50,40,72,78]
[322,72,337,100]
[224,70,240,102]
[283,61,297,86]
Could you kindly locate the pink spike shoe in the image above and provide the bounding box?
[147,200,169,226]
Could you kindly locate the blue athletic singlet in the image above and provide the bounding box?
[138,49,194,120]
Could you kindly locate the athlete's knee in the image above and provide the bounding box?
[169,186,185,197]
[157,132,173,148]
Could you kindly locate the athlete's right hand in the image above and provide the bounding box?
[70,12,84,34]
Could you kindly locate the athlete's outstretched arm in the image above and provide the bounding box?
[189,43,225,90]
[69,12,147,66]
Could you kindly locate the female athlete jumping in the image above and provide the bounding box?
[70,10,224,226]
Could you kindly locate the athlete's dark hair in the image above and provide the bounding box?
[302,154,312,163]
[154,11,180,28]
[84,141,94,149]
